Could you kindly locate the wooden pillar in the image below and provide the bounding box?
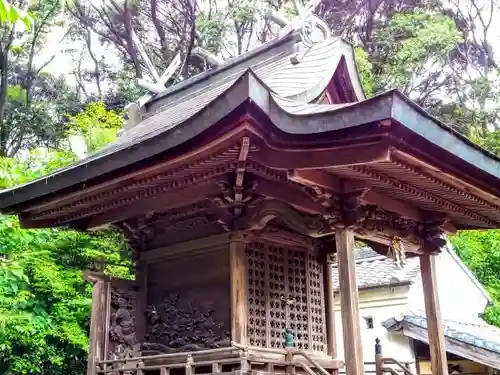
[135,259,148,343]
[420,252,448,375]
[86,278,109,375]
[375,338,383,375]
[336,228,364,375]
[324,251,337,357]
[230,238,248,345]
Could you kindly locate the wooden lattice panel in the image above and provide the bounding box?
[308,254,326,352]
[268,244,286,349]
[246,243,267,347]
[246,241,326,353]
[287,248,309,350]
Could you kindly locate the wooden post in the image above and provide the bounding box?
[86,279,109,375]
[230,239,248,345]
[185,354,193,375]
[420,252,448,375]
[324,251,337,358]
[375,338,383,375]
[135,259,148,343]
[336,228,364,375]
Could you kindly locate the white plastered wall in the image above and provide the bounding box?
[407,245,490,320]
[334,285,417,372]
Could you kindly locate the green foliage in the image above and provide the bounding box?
[354,47,374,97]
[67,101,123,154]
[196,12,226,54]
[0,148,130,373]
[0,149,76,188]
[372,9,463,94]
[450,230,500,326]
[0,216,130,374]
[0,0,33,28]
[471,129,500,156]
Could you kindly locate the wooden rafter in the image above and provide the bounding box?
[254,179,328,214]
[392,152,500,213]
[349,165,496,227]
[288,169,425,221]
[82,182,223,230]
[23,126,253,214]
[234,137,250,216]
[30,163,236,223]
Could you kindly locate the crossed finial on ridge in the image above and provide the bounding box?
[267,0,331,63]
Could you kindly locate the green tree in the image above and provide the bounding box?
[450,230,500,326]
[0,0,32,27]
[0,97,128,374]
[0,149,131,374]
[0,216,130,374]
[0,0,80,156]
[471,129,500,157]
[67,101,122,154]
[371,10,462,100]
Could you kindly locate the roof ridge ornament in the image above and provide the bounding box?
[130,29,182,96]
[267,0,331,64]
[192,47,224,67]
[122,29,182,132]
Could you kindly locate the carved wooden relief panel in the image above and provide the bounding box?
[146,249,231,352]
[246,241,326,353]
[144,292,230,352]
[108,286,137,360]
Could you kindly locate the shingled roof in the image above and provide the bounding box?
[383,312,500,369]
[332,247,420,290]
[0,33,366,211]
[3,16,500,236]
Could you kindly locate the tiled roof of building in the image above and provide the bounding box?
[383,312,500,369]
[332,247,420,290]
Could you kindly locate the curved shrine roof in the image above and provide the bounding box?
[1,29,500,240]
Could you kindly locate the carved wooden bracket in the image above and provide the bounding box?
[236,199,331,237]
[235,198,445,254]
[354,206,446,254]
[207,137,260,231]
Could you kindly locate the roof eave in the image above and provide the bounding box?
[383,316,500,369]
[333,280,412,293]
[391,92,500,182]
[2,87,500,217]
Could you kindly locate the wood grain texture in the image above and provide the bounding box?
[135,259,148,343]
[323,252,337,357]
[230,240,248,345]
[336,228,364,375]
[420,253,448,375]
[146,248,231,350]
[87,280,109,375]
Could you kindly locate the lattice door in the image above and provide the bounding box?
[268,244,287,349]
[246,243,267,347]
[287,248,309,350]
[308,253,326,352]
[246,241,326,353]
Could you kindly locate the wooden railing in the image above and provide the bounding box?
[375,338,417,375]
[95,342,340,375]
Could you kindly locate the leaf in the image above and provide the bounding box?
[0,0,9,22]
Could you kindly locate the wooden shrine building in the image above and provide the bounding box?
[2,12,500,375]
